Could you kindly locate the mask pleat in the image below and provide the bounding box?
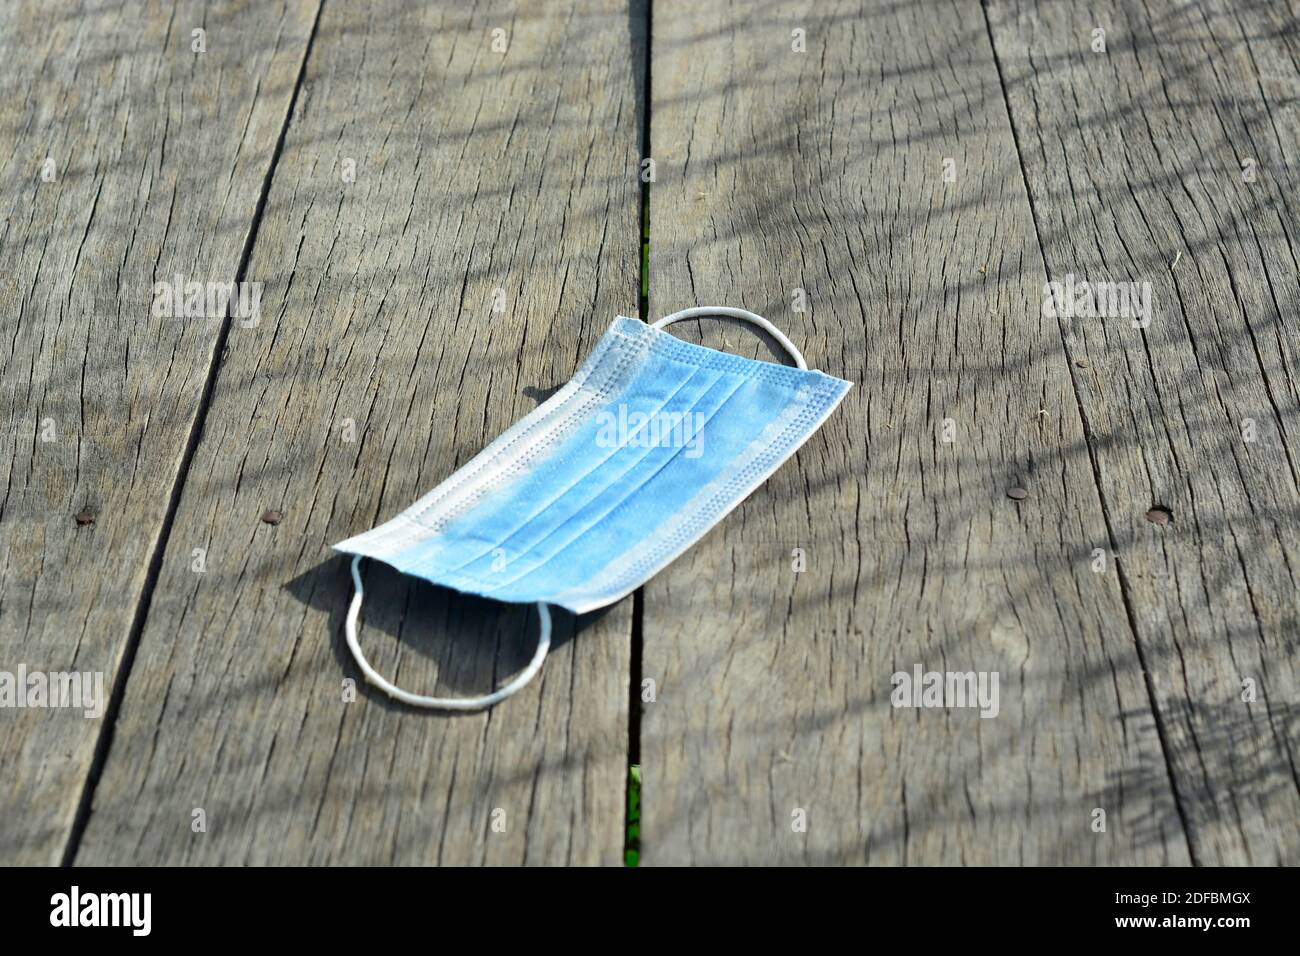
[454,372,788,601]
[432,361,720,578]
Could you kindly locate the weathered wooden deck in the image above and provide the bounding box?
[1,0,1297,866]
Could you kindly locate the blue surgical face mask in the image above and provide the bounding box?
[336,307,852,709]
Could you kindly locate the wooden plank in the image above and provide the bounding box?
[985,0,1300,864]
[76,0,642,864]
[0,0,320,866]
[642,0,1191,864]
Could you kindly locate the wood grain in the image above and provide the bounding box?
[986,0,1300,864]
[9,0,1293,868]
[75,0,643,865]
[642,0,1190,864]
[0,0,320,866]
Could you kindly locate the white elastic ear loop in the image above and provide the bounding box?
[651,306,808,370]
[345,554,551,710]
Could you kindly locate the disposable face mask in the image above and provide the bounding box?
[336,307,851,709]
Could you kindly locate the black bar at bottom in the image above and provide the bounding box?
[0,865,1278,943]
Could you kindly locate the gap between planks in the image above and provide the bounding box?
[61,0,328,866]
[975,0,1198,865]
